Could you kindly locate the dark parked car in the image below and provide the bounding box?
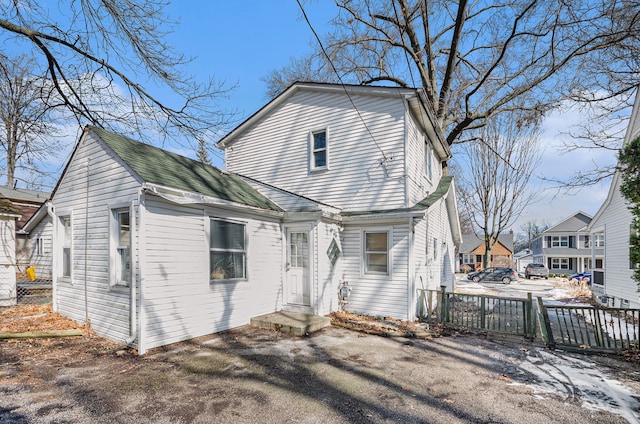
[569,272,592,284]
[467,267,518,284]
[525,263,549,279]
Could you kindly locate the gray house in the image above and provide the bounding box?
[531,212,604,275]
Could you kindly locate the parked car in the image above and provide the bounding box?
[467,267,518,284]
[525,263,549,279]
[568,272,592,284]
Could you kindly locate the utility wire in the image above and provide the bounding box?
[296,0,389,162]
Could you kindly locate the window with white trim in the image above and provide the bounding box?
[363,230,389,275]
[310,130,328,170]
[210,219,246,280]
[35,236,43,256]
[424,139,433,181]
[111,209,131,287]
[594,233,605,247]
[60,215,71,278]
[551,258,569,269]
[551,236,568,247]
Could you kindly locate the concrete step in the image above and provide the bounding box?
[250,311,330,336]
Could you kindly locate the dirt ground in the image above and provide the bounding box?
[1,305,640,423]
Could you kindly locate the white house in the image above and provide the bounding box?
[217,82,461,319]
[47,83,460,353]
[588,89,640,309]
[0,197,21,306]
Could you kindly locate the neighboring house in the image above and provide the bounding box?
[0,186,49,274]
[457,233,514,272]
[46,83,461,353]
[587,88,640,309]
[531,211,602,275]
[513,249,533,273]
[20,203,54,280]
[217,82,461,319]
[0,196,21,306]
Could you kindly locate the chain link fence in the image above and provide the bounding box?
[0,267,52,306]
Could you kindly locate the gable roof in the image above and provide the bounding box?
[216,81,451,161]
[87,127,282,212]
[459,233,514,254]
[540,211,592,235]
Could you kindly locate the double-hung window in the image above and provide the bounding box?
[363,230,389,275]
[112,209,131,287]
[310,130,328,170]
[60,216,71,278]
[210,219,246,280]
[551,258,569,269]
[595,234,605,247]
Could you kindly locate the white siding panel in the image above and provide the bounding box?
[140,196,283,351]
[28,215,54,279]
[52,132,140,344]
[226,90,408,211]
[340,223,410,320]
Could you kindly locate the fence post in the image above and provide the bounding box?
[536,297,555,349]
[592,303,605,348]
[480,296,486,330]
[526,292,535,340]
[439,285,448,322]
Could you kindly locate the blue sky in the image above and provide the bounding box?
[8,1,623,234]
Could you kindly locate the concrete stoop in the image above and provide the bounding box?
[250,311,330,336]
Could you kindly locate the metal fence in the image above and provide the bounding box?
[417,288,536,339]
[537,299,639,351]
[419,286,640,354]
[16,278,52,305]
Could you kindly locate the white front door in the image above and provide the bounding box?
[286,228,310,306]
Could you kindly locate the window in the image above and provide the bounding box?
[210,219,246,280]
[35,237,43,256]
[433,238,438,260]
[551,236,568,247]
[462,254,474,264]
[595,258,603,268]
[112,209,131,287]
[310,130,328,170]
[60,216,71,278]
[551,258,569,269]
[364,230,389,274]
[595,234,605,247]
[424,140,433,181]
[584,235,590,248]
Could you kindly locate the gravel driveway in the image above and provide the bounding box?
[1,326,639,423]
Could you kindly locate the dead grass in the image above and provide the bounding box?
[329,310,442,338]
[0,303,84,332]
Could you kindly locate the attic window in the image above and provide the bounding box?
[310,129,328,170]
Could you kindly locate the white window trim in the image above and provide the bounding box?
[309,128,329,172]
[208,216,248,282]
[56,211,73,284]
[361,227,392,277]
[551,257,569,270]
[424,138,433,181]
[109,205,132,288]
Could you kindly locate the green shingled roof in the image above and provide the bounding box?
[89,127,282,212]
[342,176,453,216]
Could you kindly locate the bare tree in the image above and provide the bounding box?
[0,55,62,188]
[514,220,549,252]
[455,111,542,268]
[0,1,233,151]
[275,1,640,152]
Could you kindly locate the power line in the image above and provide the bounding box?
[296,0,389,162]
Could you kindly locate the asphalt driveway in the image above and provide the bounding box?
[2,325,639,423]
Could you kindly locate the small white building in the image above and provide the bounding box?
[588,88,640,309]
[0,197,21,306]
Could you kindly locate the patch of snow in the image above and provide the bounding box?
[514,348,640,423]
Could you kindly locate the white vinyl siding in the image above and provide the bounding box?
[340,223,410,320]
[225,90,407,211]
[28,215,54,279]
[52,132,140,345]
[140,196,284,352]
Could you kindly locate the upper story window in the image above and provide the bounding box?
[35,236,43,256]
[60,215,72,278]
[550,236,568,247]
[111,209,131,287]
[424,139,433,181]
[594,233,605,247]
[363,230,389,275]
[310,129,328,170]
[584,235,590,248]
[210,219,246,281]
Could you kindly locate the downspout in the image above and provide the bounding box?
[46,202,57,311]
[84,157,91,326]
[125,197,137,346]
[408,216,415,321]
